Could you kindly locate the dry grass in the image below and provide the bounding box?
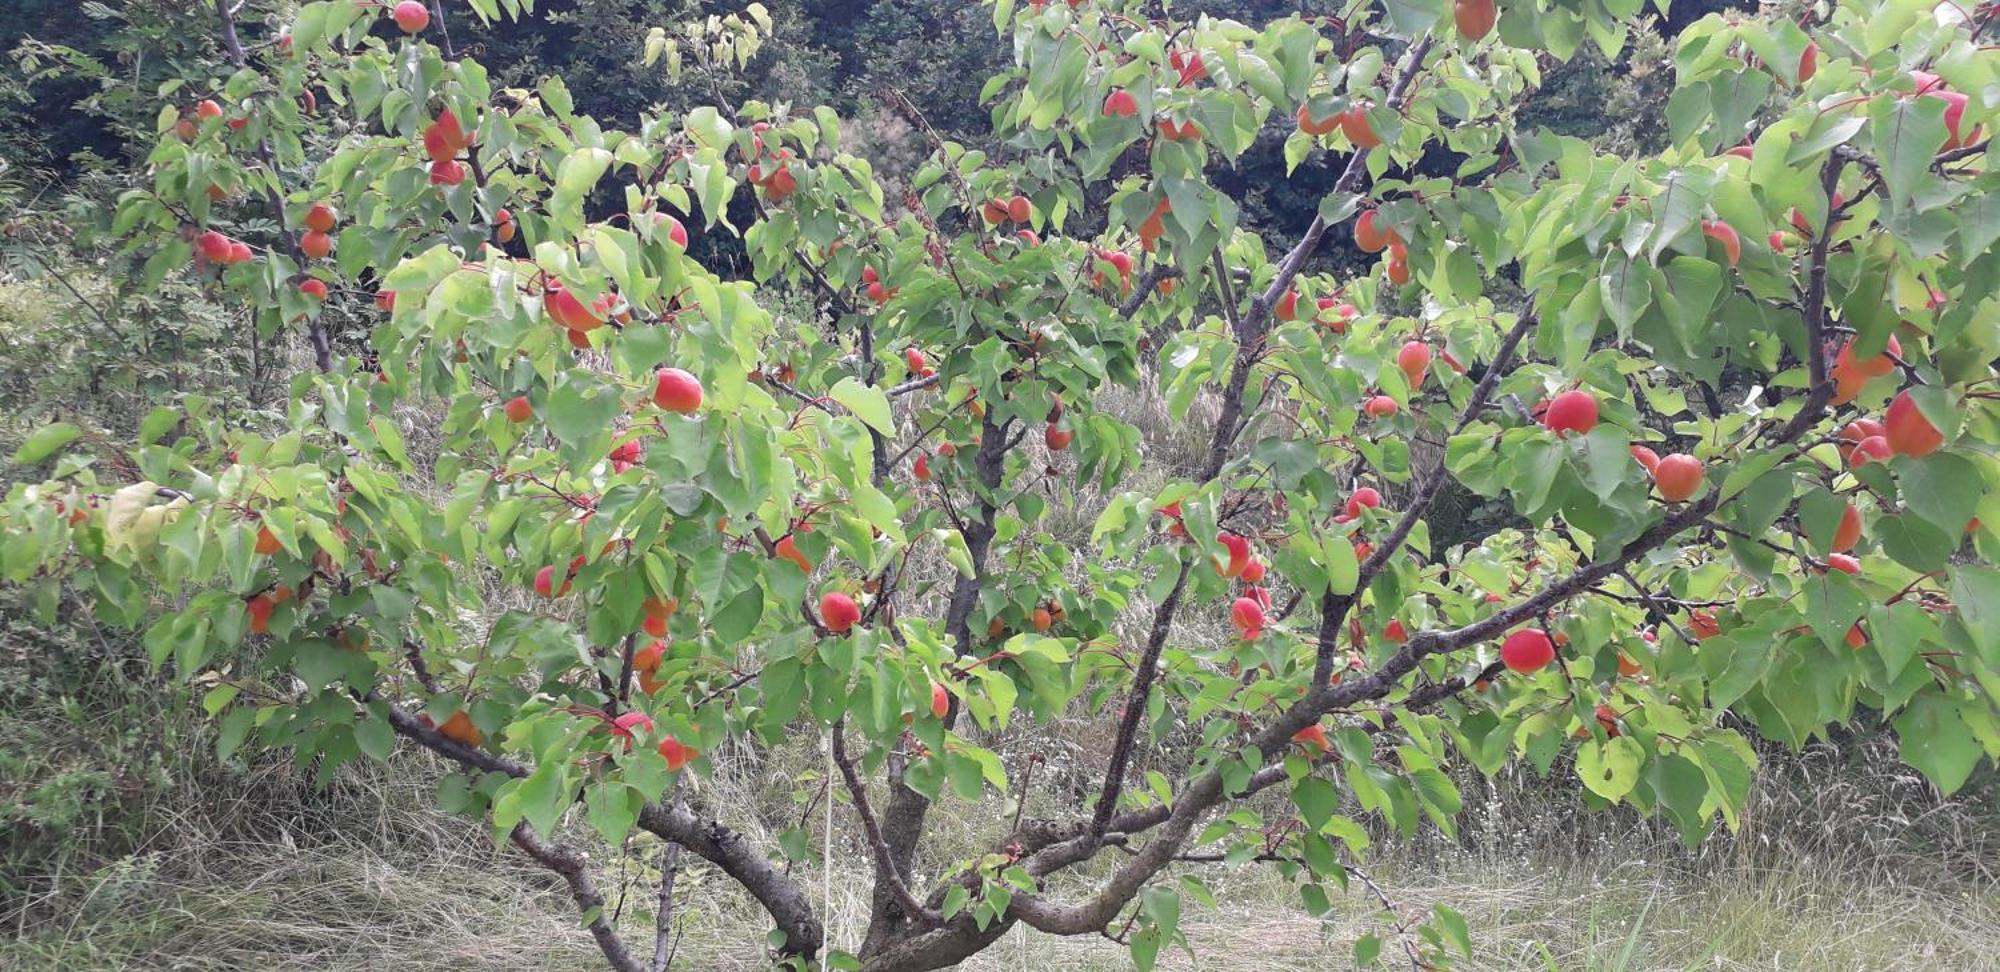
[13,831,1988,971]
[5,721,1993,972]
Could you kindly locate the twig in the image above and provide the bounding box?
[210,0,331,372]
[1612,568,1701,644]
[1314,309,1535,688]
[829,719,944,927]
[1118,265,1181,318]
[1348,862,1424,971]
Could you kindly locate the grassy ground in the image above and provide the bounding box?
[7,821,1992,971]
[4,712,1993,972]
[4,594,1995,972]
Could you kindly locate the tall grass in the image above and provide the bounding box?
[4,636,1993,972]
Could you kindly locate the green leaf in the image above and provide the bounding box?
[942,884,970,919]
[1645,167,1716,263]
[1893,693,1982,796]
[1140,885,1179,943]
[1128,925,1159,971]
[137,407,180,446]
[517,760,573,838]
[1650,752,1711,845]
[850,482,906,544]
[1797,488,1848,558]
[977,668,1017,729]
[544,374,625,447]
[1380,0,1446,36]
[355,717,395,763]
[1957,190,2000,268]
[555,147,614,200]
[200,684,238,716]
[682,106,736,151]
[1432,903,1473,957]
[712,588,764,643]
[1354,932,1382,965]
[1581,425,1632,501]
[12,423,81,465]
[828,377,896,436]
[1576,735,1643,800]
[1868,94,1949,208]
[1802,572,1869,650]
[1323,531,1359,595]
[380,245,462,292]
[1703,630,1773,709]
[934,528,975,579]
[777,826,812,862]
[1950,565,2000,666]
[1600,254,1651,336]
[1897,453,1983,537]
[1293,776,1339,829]
[1878,513,1957,572]
[1787,114,1867,163]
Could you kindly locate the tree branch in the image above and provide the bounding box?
[650,780,686,972]
[376,702,824,958]
[1088,559,1193,836]
[831,720,944,927]
[862,406,1009,953]
[1118,266,1181,318]
[1770,151,1847,445]
[1313,309,1535,687]
[1033,27,1446,923]
[211,0,331,372]
[512,825,644,972]
[1004,488,1722,937]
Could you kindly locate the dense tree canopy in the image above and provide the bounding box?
[3,0,1997,969]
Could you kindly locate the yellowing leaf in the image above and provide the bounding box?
[102,482,188,562]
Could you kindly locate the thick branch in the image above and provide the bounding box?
[1770,152,1847,445]
[862,407,1009,953]
[512,826,644,972]
[1088,559,1193,836]
[377,703,823,958]
[651,781,686,972]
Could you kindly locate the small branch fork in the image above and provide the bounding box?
[1087,31,1442,850]
[831,719,944,928]
[1349,862,1426,972]
[371,701,824,966]
[209,0,331,372]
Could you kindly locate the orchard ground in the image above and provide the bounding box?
[1,703,1992,971]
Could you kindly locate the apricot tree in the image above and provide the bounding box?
[4,0,1998,969]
